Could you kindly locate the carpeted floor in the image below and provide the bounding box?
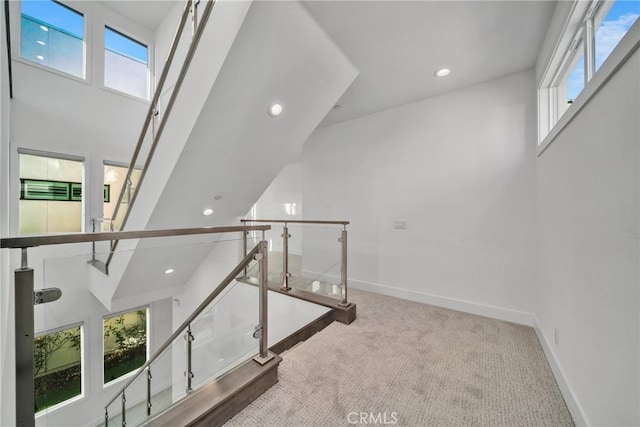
[225,289,574,427]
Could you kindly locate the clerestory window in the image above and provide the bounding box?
[539,0,639,146]
[20,0,85,79]
[104,26,149,100]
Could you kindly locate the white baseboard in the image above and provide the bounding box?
[302,270,533,326]
[532,316,588,427]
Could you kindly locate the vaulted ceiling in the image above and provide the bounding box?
[302,1,556,126]
[103,0,556,127]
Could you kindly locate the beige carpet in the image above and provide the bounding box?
[225,289,573,427]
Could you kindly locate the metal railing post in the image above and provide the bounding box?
[191,0,199,36]
[125,178,132,206]
[92,218,96,262]
[253,240,273,365]
[339,227,349,307]
[105,409,109,427]
[15,248,35,427]
[121,391,126,427]
[242,230,248,277]
[281,224,291,291]
[185,324,194,394]
[146,367,152,416]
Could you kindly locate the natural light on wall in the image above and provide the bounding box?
[539,0,639,145]
[104,26,149,100]
[20,0,85,78]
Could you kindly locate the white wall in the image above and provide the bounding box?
[0,3,174,424]
[535,47,639,427]
[248,162,303,254]
[32,258,173,427]
[8,0,155,235]
[303,69,538,325]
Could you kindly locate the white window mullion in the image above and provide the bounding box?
[584,17,596,83]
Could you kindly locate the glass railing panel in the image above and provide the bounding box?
[190,281,258,389]
[31,231,260,426]
[240,222,346,300]
[294,224,344,299]
[103,336,185,426]
[103,363,149,427]
[243,228,282,286]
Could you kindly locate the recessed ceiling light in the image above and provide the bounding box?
[434,68,451,78]
[164,268,174,275]
[268,102,284,118]
[203,208,214,216]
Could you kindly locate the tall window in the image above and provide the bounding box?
[103,308,148,384]
[103,163,142,231]
[19,152,84,234]
[104,27,149,99]
[20,0,84,78]
[35,324,83,412]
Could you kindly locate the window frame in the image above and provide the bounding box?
[13,0,90,84]
[17,148,86,235]
[99,21,153,102]
[33,322,85,415]
[102,305,150,387]
[538,0,640,154]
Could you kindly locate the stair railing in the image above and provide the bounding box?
[240,219,351,307]
[101,0,216,273]
[1,224,271,426]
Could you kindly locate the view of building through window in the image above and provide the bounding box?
[20,0,84,78]
[19,153,83,235]
[103,308,148,384]
[104,26,149,99]
[34,324,82,412]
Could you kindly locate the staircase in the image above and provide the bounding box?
[89,0,358,312]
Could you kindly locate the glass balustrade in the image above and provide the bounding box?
[16,230,266,426]
[241,220,349,304]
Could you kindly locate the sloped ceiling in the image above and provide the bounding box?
[303,0,556,126]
